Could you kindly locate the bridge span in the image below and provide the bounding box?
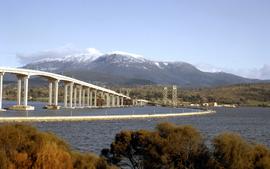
[0,67,141,111]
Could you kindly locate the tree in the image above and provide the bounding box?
[102,123,270,169]
[101,123,211,169]
[213,133,270,169]
[0,124,113,169]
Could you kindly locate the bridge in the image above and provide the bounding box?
[0,67,141,111]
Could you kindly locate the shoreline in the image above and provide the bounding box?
[0,110,215,122]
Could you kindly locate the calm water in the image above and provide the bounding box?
[1,101,270,154]
[0,101,199,117]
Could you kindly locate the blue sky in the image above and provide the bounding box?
[0,0,270,79]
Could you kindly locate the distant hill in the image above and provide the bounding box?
[22,51,264,87]
[128,83,270,107]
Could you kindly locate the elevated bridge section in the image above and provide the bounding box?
[0,67,131,110]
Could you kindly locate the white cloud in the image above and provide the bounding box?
[17,45,104,64]
[259,64,270,79]
[196,63,223,73]
[196,63,270,80]
[16,46,146,64]
[109,51,144,59]
[17,44,80,64]
[86,48,104,57]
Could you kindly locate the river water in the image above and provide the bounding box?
[1,101,269,154]
[0,101,200,117]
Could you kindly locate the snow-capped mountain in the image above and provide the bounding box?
[23,51,261,87]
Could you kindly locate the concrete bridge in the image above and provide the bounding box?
[0,67,135,111]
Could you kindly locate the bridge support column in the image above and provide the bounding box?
[93,90,97,107]
[101,92,105,107]
[48,81,53,105]
[78,86,82,108]
[106,93,110,107]
[69,83,73,108]
[45,79,60,110]
[112,95,115,107]
[17,76,22,105]
[117,96,120,107]
[89,90,93,107]
[54,80,59,106]
[82,88,85,108]
[87,88,90,107]
[64,83,68,108]
[23,76,29,107]
[9,75,34,111]
[121,97,124,107]
[133,99,136,106]
[74,87,77,108]
[0,73,4,111]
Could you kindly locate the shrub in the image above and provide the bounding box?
[0,123,269,169]
[102,122,211,169]
[72,152,114,169]
[102,123,270,169]
[0,124,112,169]
[213,133,270,169]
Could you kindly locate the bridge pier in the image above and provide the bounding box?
[112,95,115,107]
[82,89,85,108]
[69,83,73,108]
[9,75,34,111]
[93,90,97,107]
[64,83,68,108]
[45,79,60,110]
[78,86,82,108]
[133,99,136,106]
[54,80,59,106]
[116,96,120,107]
[74,86,77,108]
[48,81,53,105]
[17,76,22,105]
[102,92,106,107]
[89,90,93,107]
[0,73,4,111]
[106,93,110,107]
[110,94,113,107]
[121,97,124,107]
[87,88,90,107]
[23,76,29,106]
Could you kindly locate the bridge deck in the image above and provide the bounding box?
[0,67,139,110]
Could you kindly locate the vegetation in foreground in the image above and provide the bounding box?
[0,123,269,169]
[0,124,113,169]
[102,123,270,169]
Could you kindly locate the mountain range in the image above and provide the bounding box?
[22,51,263,87]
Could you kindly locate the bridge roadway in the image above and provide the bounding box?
[0,67,137,111]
